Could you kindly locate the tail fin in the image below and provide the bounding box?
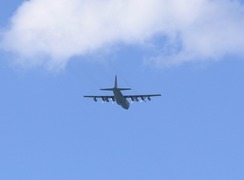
[100,75,131,91]
[114,75,118,88]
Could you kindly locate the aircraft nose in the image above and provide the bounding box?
[124,103,130,110]
[122,103,130,110]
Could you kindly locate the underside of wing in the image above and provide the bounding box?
[124,94,161,102]
[84,95,115,102]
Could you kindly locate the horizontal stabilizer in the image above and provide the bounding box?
[100,88,131,91]
[117,88,131,91]
[100,88,114,91]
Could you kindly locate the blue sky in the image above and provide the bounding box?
[1,0,244,180]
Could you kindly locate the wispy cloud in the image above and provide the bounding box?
[1,0,244,69]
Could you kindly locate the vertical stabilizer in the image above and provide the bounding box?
[100,75,131,91]
[114,75,118,88]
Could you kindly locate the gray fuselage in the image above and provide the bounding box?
[113,89,130,110]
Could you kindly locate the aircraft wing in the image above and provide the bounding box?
[83,95,115,102]
[124,94,161,101]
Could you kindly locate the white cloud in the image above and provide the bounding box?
[1,0,244,69]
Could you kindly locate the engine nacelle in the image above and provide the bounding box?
[148,97,151,101]
[93,97,97,102]
[141,96,146,101]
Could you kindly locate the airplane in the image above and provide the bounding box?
[83,76,161,110]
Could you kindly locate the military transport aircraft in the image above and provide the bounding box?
[84,76,161,110]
